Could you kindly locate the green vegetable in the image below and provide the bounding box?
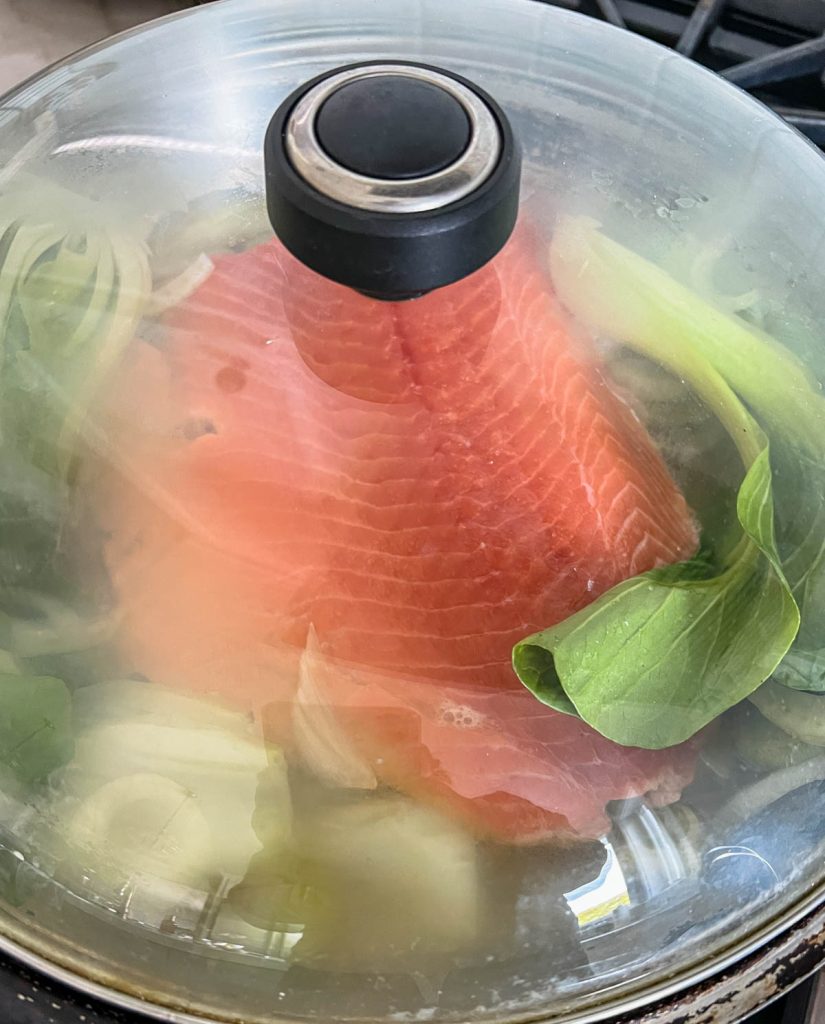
[0,179,151,779]
[514,215,825,748]
[0,652,18,674]
[731,701,820,771]
[0,180,150,479]
[775,453,825,665]
[749,678,825,747]
[771,646,825,694]
[515,449,797,747]
[0,178,149,598]
[0,664,72,782]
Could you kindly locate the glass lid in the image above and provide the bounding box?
[1,1,825,1021]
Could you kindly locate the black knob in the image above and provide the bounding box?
[315,75,472,180]
[264,61,521,301]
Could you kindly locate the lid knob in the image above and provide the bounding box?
[314,75,472,181]
[264,61,521,300]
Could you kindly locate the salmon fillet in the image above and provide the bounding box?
[97,225,698,841]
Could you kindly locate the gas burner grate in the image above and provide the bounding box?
[541,0,825,148]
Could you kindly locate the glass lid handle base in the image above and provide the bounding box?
[264,61,521,300]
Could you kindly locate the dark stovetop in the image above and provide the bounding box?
[3,2,825,1023]
[542,0,825,147]
[749,973,822,1023]
[0,950,819,1024]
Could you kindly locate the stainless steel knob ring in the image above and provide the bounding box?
[284,64,502,214]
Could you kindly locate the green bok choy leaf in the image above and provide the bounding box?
[514,216,825,748]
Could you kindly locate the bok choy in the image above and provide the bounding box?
[0,179,151,778]
[514,216,825,749]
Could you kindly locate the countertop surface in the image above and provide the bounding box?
[0,0,187,95]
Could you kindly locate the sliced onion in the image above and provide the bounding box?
[292,627,377,790]
[147,252,214,315]
[67,771,214,889]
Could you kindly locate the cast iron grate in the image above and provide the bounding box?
[540,0,825,147]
